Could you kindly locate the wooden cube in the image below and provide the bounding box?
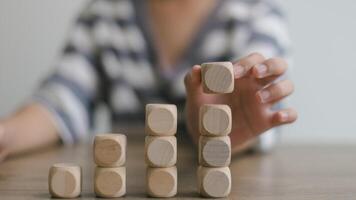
[197,166,231,198]
[145,136,177,167]
[201,62,234,94]
[199,104,232,136]
[94,133,126,167]
[199,136,231,167]
[48,163,81,198]
[145,104,177,136]
[146,167,177,198]
[94,167,126,198]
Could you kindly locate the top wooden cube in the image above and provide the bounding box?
[145,104,177,136]
[94,133,126,167]
[201,62,234,94]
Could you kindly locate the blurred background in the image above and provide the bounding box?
[0,0,355,144]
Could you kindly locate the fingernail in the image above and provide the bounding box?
[234,65,244,78]
[279,112,289,122]
[192,65,201,70]
[256,64,267,77]
[258,90,270,103]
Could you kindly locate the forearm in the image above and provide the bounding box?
[1,103,60,156]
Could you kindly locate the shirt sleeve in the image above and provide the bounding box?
[232,0,291,60]
[32,4,102,144]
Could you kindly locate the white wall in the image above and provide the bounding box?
[0,0,355,144]
[277,0,356,144]
[0,0,86,113]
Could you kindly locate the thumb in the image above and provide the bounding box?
[184,65,203,97]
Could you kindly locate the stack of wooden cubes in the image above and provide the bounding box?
[93,133,127,198]
[198,62,233,198]
[145,104,178,198]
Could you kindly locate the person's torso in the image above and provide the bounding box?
[80,0,269,126]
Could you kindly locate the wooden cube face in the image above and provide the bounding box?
[201,62,234,94]
[145,136,177,167]
[199,104,232,136]
[94,133,126,167]
[146,167,177,198]
[145,104,177,136]
[94,167,126,198]
[49,163,81,198]
[197,166,231,198]
[199,136,231,167]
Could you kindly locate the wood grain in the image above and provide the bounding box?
[48,163,81,198]
[145,136,177,167]
[201,62,234,94]
[94,166,126,198]
[199,104,232,136]
[199,136,231,167]
[94,133,126,167]
[146,167,177,198]
[145,104,177,136]
[197,166,231,198]
[1,128,356,200]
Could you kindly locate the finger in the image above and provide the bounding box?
[252,57,288,79]
[233,52,265,78]
[256,79,294,103]
[255,75,282,87]
[271,108,298,126]
[184,65,202,95]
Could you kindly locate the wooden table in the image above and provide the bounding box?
[0,133,355,199]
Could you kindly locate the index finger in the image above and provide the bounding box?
[233,52,265,78]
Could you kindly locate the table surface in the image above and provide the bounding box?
[0,133,355,200]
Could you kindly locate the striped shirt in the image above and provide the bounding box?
[33,0,291,148]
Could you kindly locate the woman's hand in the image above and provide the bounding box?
[184,53,297,153]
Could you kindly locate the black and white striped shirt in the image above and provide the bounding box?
[33,0,291,146]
